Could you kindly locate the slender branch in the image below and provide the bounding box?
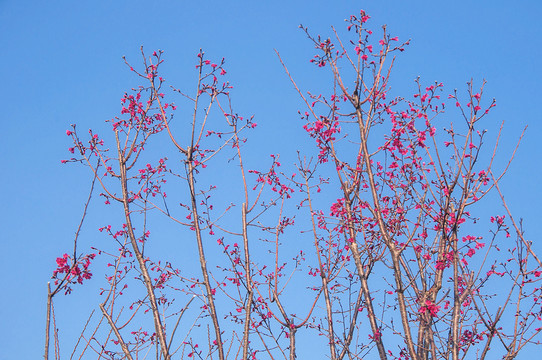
[99,304,134,360]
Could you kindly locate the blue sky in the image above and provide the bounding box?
[1,1,541,359]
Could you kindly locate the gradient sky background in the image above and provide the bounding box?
[1,1,541,359]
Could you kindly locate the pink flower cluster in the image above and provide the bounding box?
[52,253,96,294]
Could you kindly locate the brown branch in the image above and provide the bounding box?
[99,304,134,360]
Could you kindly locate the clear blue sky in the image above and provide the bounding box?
[1,1,541,359]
